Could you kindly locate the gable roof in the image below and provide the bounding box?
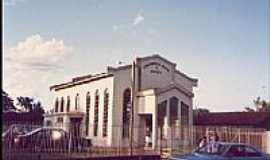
[194,112,270,128]
[137,82,194,98]
[155,83,194,97]
[136,54,177,67]
[50,73,113,91]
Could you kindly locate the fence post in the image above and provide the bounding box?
[171,127,173,153]
[238,128,241,143]
[247,130,250,144]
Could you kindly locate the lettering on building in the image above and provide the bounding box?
[143,62,170,74]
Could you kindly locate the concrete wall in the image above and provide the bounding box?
[138,57,175,90]
[264,131,270,154]
[51,76,114,146]
[108,67,133,147]
[174,72,193,92]
[47,55,197,148]
[137,93,156,114]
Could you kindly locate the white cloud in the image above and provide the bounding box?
[3,34,73,110]
[112,10,145,32]
[133,12,144,26]
[6,34,72,69]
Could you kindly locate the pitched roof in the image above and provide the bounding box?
[194,112,270,127]
[50,73,113,91]
[136,54,177,66]
[155,83,194,97]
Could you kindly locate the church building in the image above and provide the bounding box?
[44,54,198,149]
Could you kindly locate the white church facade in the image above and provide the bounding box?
[44,54,198,149]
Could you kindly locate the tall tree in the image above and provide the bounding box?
[16,96,45,114]
[258,100,270,112]
[32,101,45,114]
[16,96,34,112]
[253,97,261,111]
[2,90,16,112]
[244,97,270,112]
[193,107,210,115]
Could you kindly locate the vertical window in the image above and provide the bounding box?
[169,97,179,126]
[157,100,167,139]
[60,97,64,112]
[67,96,70,112]
[181,102,189,126]
[85,92,90,136]
[57,117,64,126]
[102,89,109,137]
[75,93,80,111]
[94,90,99,137]
[181,102,189,138]
[57,117,63,123]
[122,88,131,138]
[55,98,59,113]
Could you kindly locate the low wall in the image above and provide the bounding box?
[264,131,270,154]
[3,153,160,160]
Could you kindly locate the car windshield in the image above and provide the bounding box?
[194,143,228,155]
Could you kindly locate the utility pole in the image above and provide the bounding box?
[130,60,136,156]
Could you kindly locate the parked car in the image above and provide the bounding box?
[2,124,36,148]
[15,127,68,150]
[168,142,270,160]
[15,127,91,152]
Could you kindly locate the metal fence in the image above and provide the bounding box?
[192,126,267,152]
[159,126,268,157]
[2,123,160,160]
[2,123,268,159]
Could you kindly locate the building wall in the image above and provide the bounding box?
[108,67,133,147]
[174,72,193,93]
[138,57,175,91]
[157,88,193,143]
[264,131,270,154]
[51,76,114,146]
[107,56,196,147]
[47,55,197,148]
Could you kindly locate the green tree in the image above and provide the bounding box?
[244,97,270,112]
[32,101,45,114]
[16,96,34,112]
[258,100,270,112]
[16,96,45,114]
[2,90,16,112]
[193,107,210,114]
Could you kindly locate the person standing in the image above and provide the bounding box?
[199,136,207,148]
[211,131,220,153]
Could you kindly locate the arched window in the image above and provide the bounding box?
[66,96,70,112]
[75,93,80,111]
[102,89,109,137]
[55,98,59,113]
[60,97,64,112]
[181,102,190,139]
[181,102,189,126]
[93,90,99,137]
[122,88,131,138]
[85,92,91,136]
[169,97,179,126]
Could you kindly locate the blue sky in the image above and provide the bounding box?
[3,0,269,112]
